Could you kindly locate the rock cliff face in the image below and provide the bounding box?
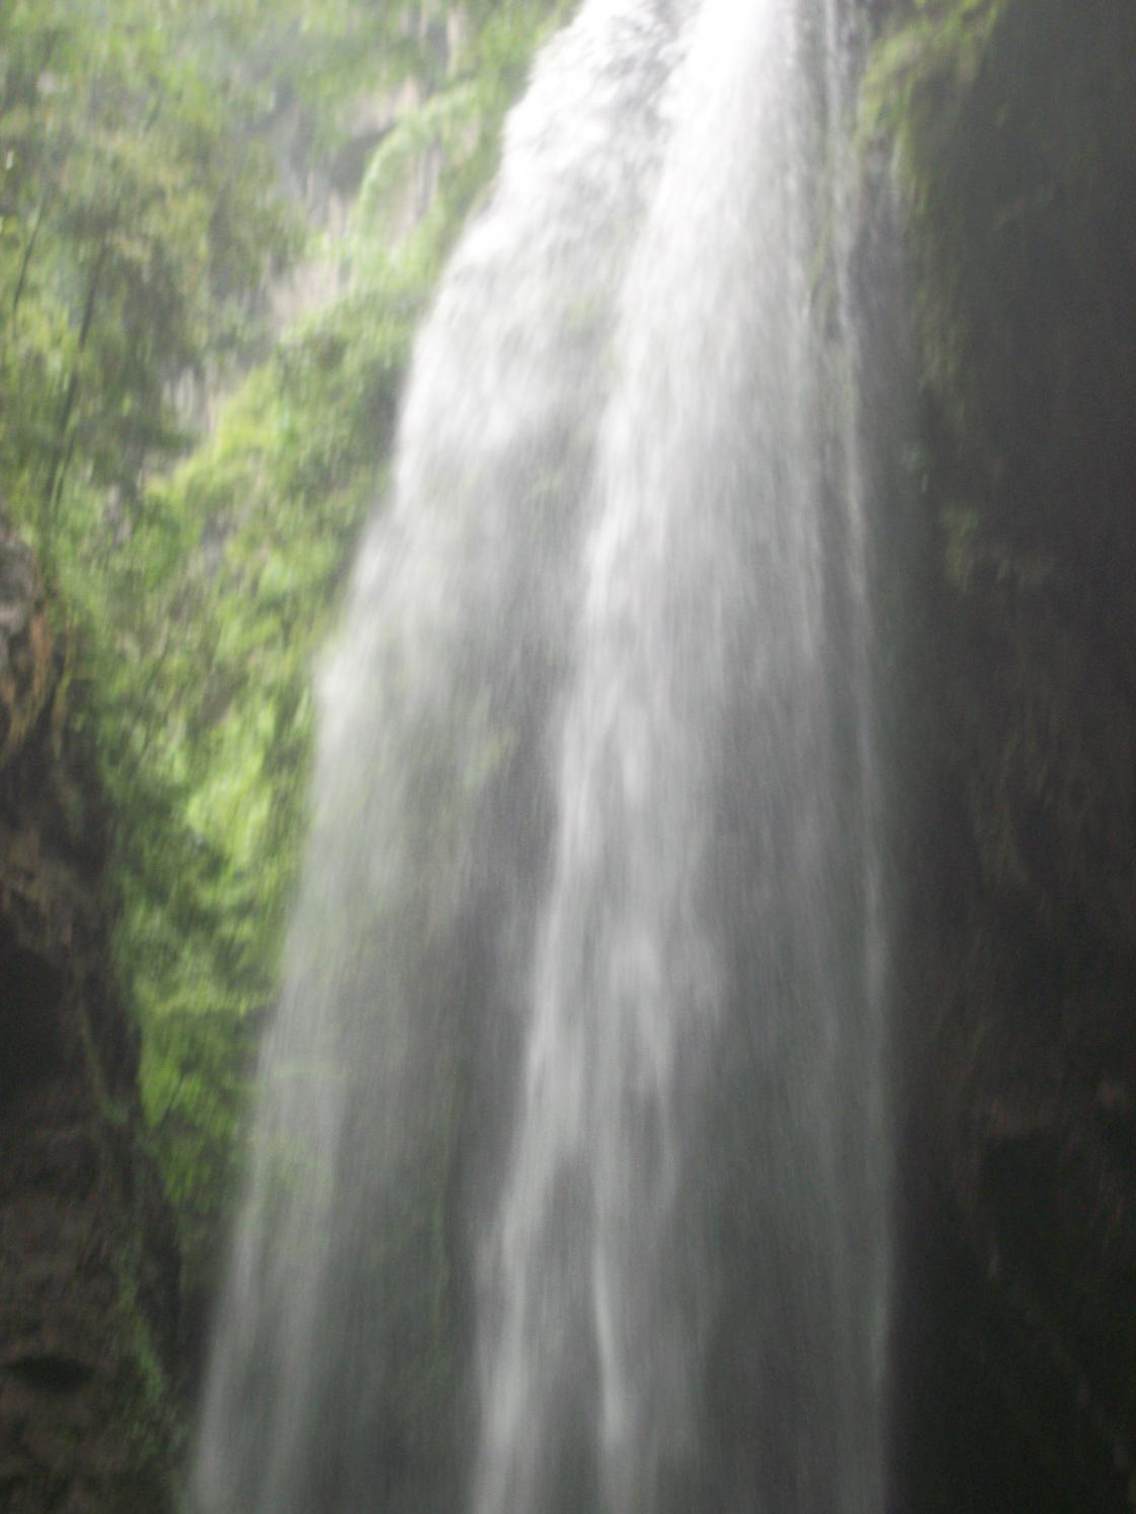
[873,1,1136,1507]
[0,530,178,1514]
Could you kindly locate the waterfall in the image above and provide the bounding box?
[192,1,890,1512]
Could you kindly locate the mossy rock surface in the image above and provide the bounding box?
[0,536,179,1514]
[871,2,1136,1508]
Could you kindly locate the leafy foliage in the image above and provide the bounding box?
[104,274,421,1284]
[0,0,299,567]
[1,0,572,1297]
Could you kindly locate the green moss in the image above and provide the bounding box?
[69,980,180,1503]
[112,1253,178,1477]
[865,0,1136,501]
[862,1,1005,435]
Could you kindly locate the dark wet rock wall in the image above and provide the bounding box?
[0,528,179,1514]
[872,1,1136,1507]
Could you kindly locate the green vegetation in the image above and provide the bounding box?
[2,0,570,1302]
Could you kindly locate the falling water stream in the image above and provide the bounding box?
[193,1,890,1511]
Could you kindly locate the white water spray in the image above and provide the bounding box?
[193,3,890,1511]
